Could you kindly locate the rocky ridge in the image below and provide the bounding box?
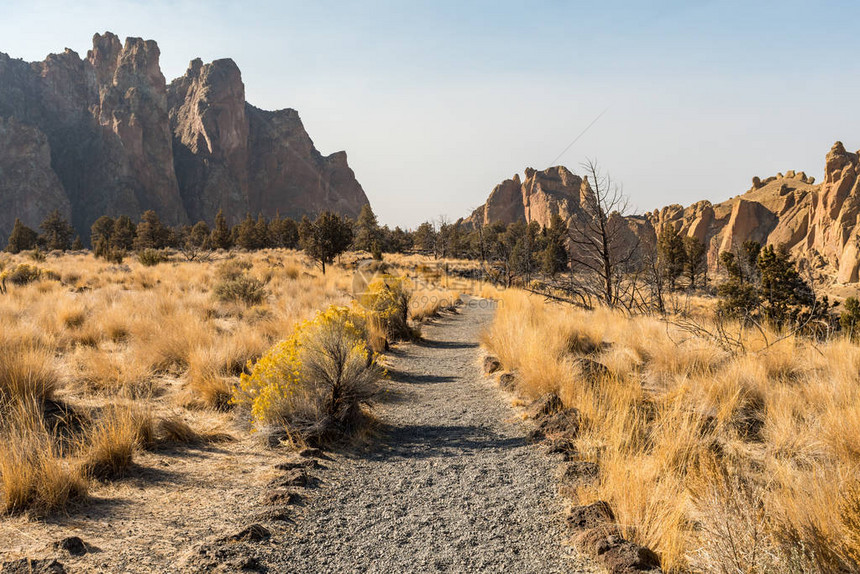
[463,142,860,285]
[0,32,369,240]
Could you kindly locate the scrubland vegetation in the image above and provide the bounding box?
[484,288,860,573]
[0,247,459,518]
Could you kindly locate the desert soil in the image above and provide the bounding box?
[1,298,596,573]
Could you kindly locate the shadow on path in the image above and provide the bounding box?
[363,423,526,461]
[415,339,479,350]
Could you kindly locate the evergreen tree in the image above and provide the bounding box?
[683,236,707,288]
[255,214,271,249]
[134,210,169,250]
[71,236,84,250]
[189,221,211,249]
[298,212,354,274]
[211,209,233,250]
[91,216,115,259]
[841,297,860,340]
[413,222,437,254]
[354,204,382,252]
[112,215,137,251]
[234,213,261,250]
[39,209,74,251]
[540,214,569,276]
[657,224,686,290]
[6,219,38,254]
[269,214,299,249]
[387,226,412,253]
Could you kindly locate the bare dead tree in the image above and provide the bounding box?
[566,160,641,308]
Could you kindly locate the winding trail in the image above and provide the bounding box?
[266,299,597,573]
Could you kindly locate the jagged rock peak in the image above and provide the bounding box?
[0,32,370,238]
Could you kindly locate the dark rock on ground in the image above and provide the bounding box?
[297,448,324,459]
[54,536,88,556]
[274,457,320,471]
[267,469,311,489]
[483,356,501,374]
[560,461,599,487]
[536,407,581,437]
[498,372,517,391]
[261,489,301,506]
[566,501,615,532]
[544,436,578,456]
[528,393,563,419]
[575,530,661,573]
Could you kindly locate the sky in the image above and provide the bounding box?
[2,0,860,228]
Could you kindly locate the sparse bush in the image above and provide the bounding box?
[27,249,46,262]
[1,263,43,287]
[234,305,381,444]
[214,276,268,306]
[357,275,414,341]
[137,248,166,267]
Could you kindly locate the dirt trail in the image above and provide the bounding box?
[264,298,597,573]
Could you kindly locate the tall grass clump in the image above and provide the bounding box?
[0,342,59,405]
[0,399,87,515]
[234,305,381,445]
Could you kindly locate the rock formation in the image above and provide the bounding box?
[464,142,860,285]
[0,32,369,241]
[463,166,592,229]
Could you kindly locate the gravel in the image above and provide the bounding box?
[263,298,598,573]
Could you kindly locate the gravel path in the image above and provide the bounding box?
[266,299,597,573]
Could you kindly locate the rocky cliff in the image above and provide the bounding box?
[464,143,860,285]
[0,32,369,241]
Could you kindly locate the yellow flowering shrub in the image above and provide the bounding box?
[356,275,413,340]
[234,305,380,441]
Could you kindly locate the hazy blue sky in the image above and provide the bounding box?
[2,0,860,227]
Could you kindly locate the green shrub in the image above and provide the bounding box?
[1,264,45,287]
[216,259,253,281]
[27,249,45,262]
[214,276,268,306]
[137,249,166,267]
[841,297,860,339]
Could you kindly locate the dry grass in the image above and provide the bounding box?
[0,399,87,515]
[483,289,860,573]
[0,249,492,517]
[0,249,359,515]
[79,405,138,480]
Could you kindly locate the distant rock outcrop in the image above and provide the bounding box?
[463,166,591,229]
[464,142,860,285]
[0,32,369,241]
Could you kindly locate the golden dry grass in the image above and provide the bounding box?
[0,248,481,516]
[483,289,860,573]
[0,249,360,513]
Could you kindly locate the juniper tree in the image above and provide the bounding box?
[6,219,38,254]
[211,209,233,250]
[39,210,74,251]
[298,212,354,274]
[657,224,686,290]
